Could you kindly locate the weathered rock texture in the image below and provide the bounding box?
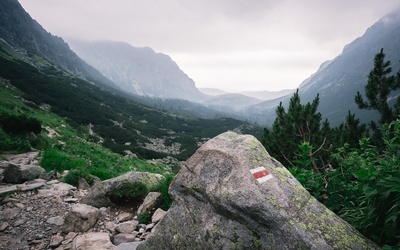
[62,203,100,233]
[72,232,115,250]
[139,132,378,250]
[0,152,166,250]
[82,171,165,208]
[3,163,45,184]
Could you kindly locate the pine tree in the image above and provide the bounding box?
[262,90,331,172]
[355,48,400,125]
[332,111,368,149]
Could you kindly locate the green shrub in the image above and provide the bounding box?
[63,168,94,187]
[328,119,400,247]
[107,181,149,205]
[153,174,174,209]
[0,113,41,135]
[0,133,31,152]
[289,167,325,199]
[138,211,151,224]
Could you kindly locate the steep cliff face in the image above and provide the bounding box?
[68,40,207,102]
[0,0,117,89]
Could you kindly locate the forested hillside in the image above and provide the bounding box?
[0,40,260,161]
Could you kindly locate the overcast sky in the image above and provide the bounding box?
[19,0,400,92]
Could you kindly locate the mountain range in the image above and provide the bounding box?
[67,40,206,102]
[67,10,400,127]
[246,11,400,126]
[0,0,260,160]
[67,39,294,112]
[2,0,400,131]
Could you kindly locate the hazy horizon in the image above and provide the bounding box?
[19,0,400,92]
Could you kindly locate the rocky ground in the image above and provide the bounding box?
[0,152,166,250]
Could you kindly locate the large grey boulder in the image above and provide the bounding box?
[2,163,45,184]
[139,132,378,250]
[82,171,165,208]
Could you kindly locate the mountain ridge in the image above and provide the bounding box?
[67,39,207,102]
[0,0,118,90]
[0,0,261,160]
[246,11,400,126]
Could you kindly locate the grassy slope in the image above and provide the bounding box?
[0,78,172,180]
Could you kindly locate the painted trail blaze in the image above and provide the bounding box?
[250,166,273,184]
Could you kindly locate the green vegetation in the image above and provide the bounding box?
[263,49,400,248]
[107,181,149,204]
[0,76,172,185]
[0,43,260,161]
[138,211,151,224]
[0,41,257,215]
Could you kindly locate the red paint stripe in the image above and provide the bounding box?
[253,169,269,179]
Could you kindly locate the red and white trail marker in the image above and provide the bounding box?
[250,166,273,184]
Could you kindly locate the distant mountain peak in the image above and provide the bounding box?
[67,40,207,102]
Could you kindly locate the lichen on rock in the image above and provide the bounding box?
[139,131,378,249]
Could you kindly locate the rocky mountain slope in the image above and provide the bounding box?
[0,0,117,90]
[0,152,167,250]
[248,11,400,126]
[68,40,207,102]
[0,0,260,161]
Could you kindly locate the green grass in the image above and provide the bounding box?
[0,78,174,184]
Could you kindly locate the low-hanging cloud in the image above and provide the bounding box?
[19,0,400,91]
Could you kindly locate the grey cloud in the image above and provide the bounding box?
[19,0,400,91]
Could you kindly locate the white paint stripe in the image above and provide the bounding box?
[257,174,273,183]
[249,166,265,174]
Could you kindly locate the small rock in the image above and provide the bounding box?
[63,204,100,233]
[151,208,167,224]
[116,221,137,234]
[63,197,79,203]
[2,164,45,184]
[0,222,9,231]
[13,218,26,227]
[99,207,108,214]
[64,232,78,240]
[105,221,116,234]
[78,178,91,190]
[0,208,20,220]
[140,232,151,240]
[47,216,65,226]
[112,233,138,246]
[145,223,155,231]
[115,242,143,250]
[2,197,18,203]
[136,192,163,215]
[54,195,63,204]
[118,212,132,222]
[47,180,60,185]
[72,232,114,250]
[49,235,64,248]
[14,202,24,209]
